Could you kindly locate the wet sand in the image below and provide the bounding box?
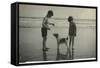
[19,26,96,62]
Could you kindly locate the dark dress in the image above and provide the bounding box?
[69,22,76,36]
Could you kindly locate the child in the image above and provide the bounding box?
[68,16,77,59]
[41,10,55,51]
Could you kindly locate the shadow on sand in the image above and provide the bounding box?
[42,33,74,61]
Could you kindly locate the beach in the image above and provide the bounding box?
[19,24,96,62]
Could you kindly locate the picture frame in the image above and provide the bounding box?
[11,2,97,66]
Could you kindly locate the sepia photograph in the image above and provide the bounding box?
[11,2,97,65]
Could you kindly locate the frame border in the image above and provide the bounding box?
[11,2,98,66]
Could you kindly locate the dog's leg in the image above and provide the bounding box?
[56,37,60,60]
[53,33,60,60]
[65,39,70,59]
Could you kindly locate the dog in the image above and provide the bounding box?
[53,33,70,60]
[53,33,68,45]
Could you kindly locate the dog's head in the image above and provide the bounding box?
[66,37,68,40]
[53,33,59,38]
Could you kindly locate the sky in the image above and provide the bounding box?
[19,4,96,20]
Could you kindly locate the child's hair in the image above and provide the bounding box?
[47,10,53,17]
[68,16,73,22]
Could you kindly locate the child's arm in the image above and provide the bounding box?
[48,23,55,26]
[42,18,50,30]
[42,23,50,30]
[74,23,77,36]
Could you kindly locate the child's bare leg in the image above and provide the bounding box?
[43,37,47,50]
[43,36,49,51]
[68,37,71,58]
[65,40,69,59]
[69,36,72,59]
[72,36,75,59]
[69,36,71,47]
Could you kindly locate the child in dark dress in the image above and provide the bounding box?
[68,16,77,59]
[41,10,55,51]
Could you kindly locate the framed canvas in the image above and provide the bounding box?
[11,2,97,66]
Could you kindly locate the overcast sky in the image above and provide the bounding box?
[19,4,96,20]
